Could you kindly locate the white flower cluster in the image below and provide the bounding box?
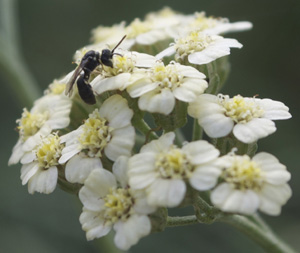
[9,7,292,251]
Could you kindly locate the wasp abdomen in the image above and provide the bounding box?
[77,74,96,105]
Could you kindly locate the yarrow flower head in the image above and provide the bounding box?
[8,7,294,252]
[188,94,292,143]
[59,95,135,183]
[211,152,292,215]
[20,133,63,194]
[156,30,243,65]
[79,157,155,250]
[126,61,208,115]
[128,132,221,207]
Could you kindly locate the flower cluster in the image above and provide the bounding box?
[9,7,292,251]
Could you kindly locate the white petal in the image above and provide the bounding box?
[205,21,253,35]
[92,73,131,94]
[79,169,117,211]
[113,215,151,250]
[233,118,276,143]
[177,65,206,79]
[138,88,175,115]
[211,183,259,214]
[22,124,52,152]
[27,166,58,194]
[65,155,103,184]
[259,184,292,216]
[132,191,156,214]
[252,152,291,184]
[20,162,39,185]
[182,140,220,164]
[79,209,111,240]
[173,78,208,102]
[156,46,176,60]
[128,153,157,189]
[132,52,157,68]
[140,132,175,153]
[257,98,291,120]
[136,29,168,45]
[8,139,25,165]
[104,126,135,161]
[100,95,133,128]
[58,145,82,164]
[147,179,186,207]
[188,38,242,65]
[189,165,222,190]
[188,95,234,137]
[112,156,129,187]
[126,78,158,98]
[20,151,36,164]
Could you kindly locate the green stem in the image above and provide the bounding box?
[217,214,296,253]
[166,215,198,227]
[175,128,186,146]
[247,213,272,232]
[132,117,158,141]
[0,0,41,107]
[192,118,203,141]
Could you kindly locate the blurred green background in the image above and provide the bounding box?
[1,0,299,252]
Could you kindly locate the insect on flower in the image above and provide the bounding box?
[65,35,127,104]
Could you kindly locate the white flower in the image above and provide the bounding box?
[128,132,221,208]
[211,152,292,215]
[19,133,63,194]
[188,94,292,143]
[8,94,72,165]
[181,11,253,36]
[126,61,208,115]
[59,95,135,183]
[156,30,242,65]
[91,22,127,45]
[79,157,155,250]
[91,50,157,95]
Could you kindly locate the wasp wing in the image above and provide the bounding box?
[65,64,84,96]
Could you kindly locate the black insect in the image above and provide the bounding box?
[65,35,127,104]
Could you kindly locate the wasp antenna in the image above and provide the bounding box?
[111,35,127,54]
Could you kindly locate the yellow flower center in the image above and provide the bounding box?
[155,147,194,179]
[189,12,226,31]
[102,55,135,77]
[17,108,49,141]
[125,18,152,39]
[151,62,184,90]
[103,188,134,225]
[48,81,66,95]
[219,95,264,123]
[223,156,264,191]
[174,31,214,61]
[78,110,113,157]
[36,133,63,169]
